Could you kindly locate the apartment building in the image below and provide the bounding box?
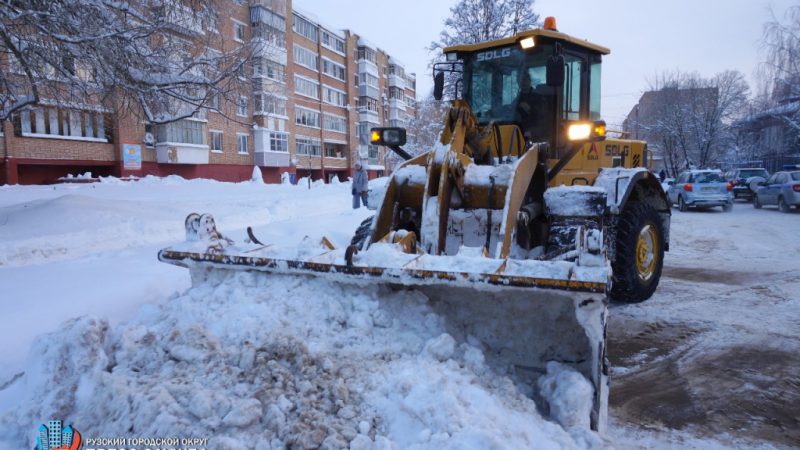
[0,0,416,185]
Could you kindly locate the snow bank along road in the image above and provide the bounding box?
[0,177,798,449]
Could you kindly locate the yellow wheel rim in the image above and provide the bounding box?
[635,224,658,281]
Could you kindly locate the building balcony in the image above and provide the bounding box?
[357,59,378,77]
[358,85,379,99]
[388,98,405,111]
[358,109,380,124]
[387,74,405,89]
[255,151,289,167]
[155,143,209,164]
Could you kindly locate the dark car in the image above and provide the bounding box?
[724,168,770,201]
[753,170,800,212]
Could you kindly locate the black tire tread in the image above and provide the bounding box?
[609,203,665,303]
[350,216,375,249]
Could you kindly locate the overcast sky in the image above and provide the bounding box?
[295,0,795,127]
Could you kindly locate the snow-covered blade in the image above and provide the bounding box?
[158,213,610,431]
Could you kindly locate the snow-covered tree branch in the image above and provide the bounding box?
[0,0,265,124]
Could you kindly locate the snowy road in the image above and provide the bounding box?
[608,202,800,448]
[0,179,798,449]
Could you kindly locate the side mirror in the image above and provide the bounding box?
[433,71,445,100]
[546,54,564,87]
[370,127,407,146]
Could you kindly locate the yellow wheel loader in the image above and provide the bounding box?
[158,18,670,432]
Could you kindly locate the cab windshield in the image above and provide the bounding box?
[465,45,551,120]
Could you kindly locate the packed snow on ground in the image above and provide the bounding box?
[1,176,797,449]
[0,177,601,450]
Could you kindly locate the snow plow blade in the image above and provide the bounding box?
[158,213,609,431]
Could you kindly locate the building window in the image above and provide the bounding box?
[255,94,287,116]
[357,97,378,112]
[295,136,321,155]
[321,58,346,81]
[359,72,379,88]
[295,107,320,128]
[233,20,246,42]
[237,96,248,116]
[323,114,347,133]
[237,133,249,154]
[389,86,404,100]
[292,13,318,42]
[18,108,110,141]
[368,145,379,160]
[321,30,345,54]
[357,46,376,64]
[323,86,347,107]
[269,132,288,152]
[324,142,345,158]
[253,58,285,82]
[155,119,206,145]
[209,93,221,111]
[210,130,223,152]
[294,75,319,99]
[293,44,319,71]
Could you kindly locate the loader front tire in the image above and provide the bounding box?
[609,203,664,303]
[350,215,374,250]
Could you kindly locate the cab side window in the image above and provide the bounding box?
[767,174,779,184]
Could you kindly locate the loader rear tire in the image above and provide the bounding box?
[609,203,664,303]
[350,216,374,250]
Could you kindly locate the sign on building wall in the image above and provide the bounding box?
[122,144,142,170]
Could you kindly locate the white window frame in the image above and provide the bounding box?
[210,130,223,153]
[269,131,289,152]
[293,44,319,72]
[294,75,320,100]
[236,96,248,117]
[323,113,347,133]
[322,85,347,107]
[292,13,318,42]
[321,57,346,81]
[295,106,321,128]
[237,133,249,154]
[295,135,321,156]
[232,19,246,43]
[321,30,345,55]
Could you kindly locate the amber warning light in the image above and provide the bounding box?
[544,16,557,31]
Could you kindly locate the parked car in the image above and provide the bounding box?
[667,170,733,212]
[660,177,675,193]
[724,168,769,201]
[753,170,800,212]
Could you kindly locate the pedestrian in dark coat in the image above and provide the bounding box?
[352,161,369,209]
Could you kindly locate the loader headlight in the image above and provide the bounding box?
[519,37,535,50]
[568,123,592,141]
[567,120,607,142]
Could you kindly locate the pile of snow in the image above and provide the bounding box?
[251,166,265,185]
[0,270,600,449]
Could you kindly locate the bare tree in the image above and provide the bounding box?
[0,0,265,124]
[430,0,540,52]
[637,70,749,174]
[405,95,448,154]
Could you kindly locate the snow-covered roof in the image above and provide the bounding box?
[357,36,376,49]
[292,5,345,39]
[388,56,405,68]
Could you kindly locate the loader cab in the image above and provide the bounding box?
[442,27,608,153]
